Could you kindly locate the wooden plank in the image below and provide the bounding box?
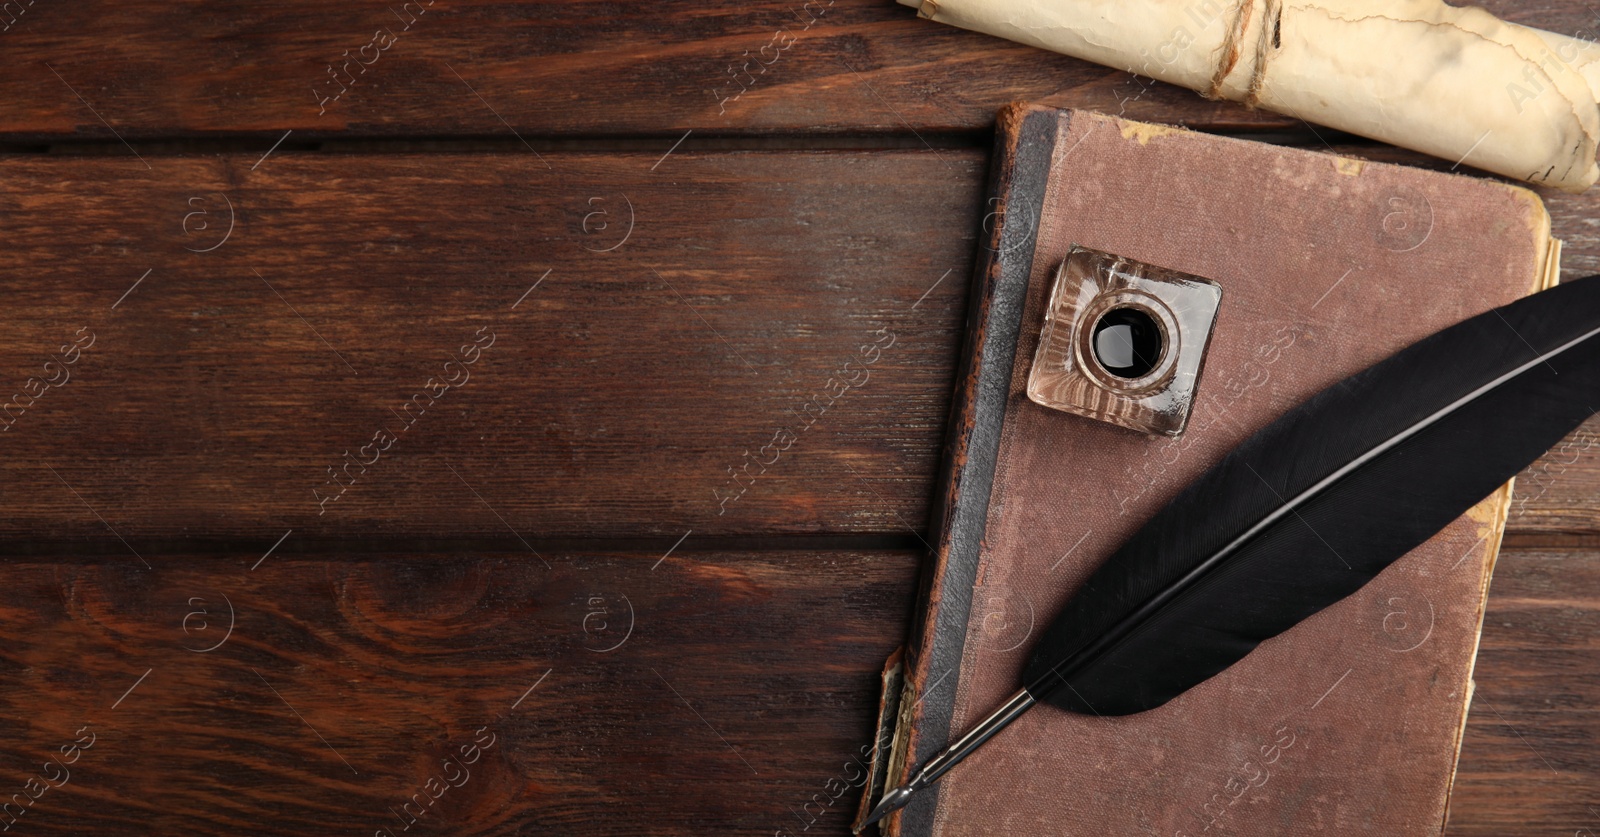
[0,545,1589,837]
[0,150,977,542]
[0,0,1303,141]
[0,547,1580,832]
[5,142,1600,542]
[3,0,1588,140]
[0,549,916,835]
[1448,547,1600,835]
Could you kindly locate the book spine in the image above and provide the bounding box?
[877,103,1062,837]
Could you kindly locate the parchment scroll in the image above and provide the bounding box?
[900,0,1600,191]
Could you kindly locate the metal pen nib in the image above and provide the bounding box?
[856,784,916,833]
[854,687,1036,834]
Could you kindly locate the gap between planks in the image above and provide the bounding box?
[0,126,1370,160]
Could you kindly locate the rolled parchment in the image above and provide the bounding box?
[900,0,1600,191]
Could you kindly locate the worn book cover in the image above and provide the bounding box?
[863,105,1560,836]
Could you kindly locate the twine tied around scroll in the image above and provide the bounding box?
[1204,0,1282,108]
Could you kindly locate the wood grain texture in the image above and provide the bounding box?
[0,548,1586,836]
[0,549,917,835]
[0,0,1304,142]
[1448,548,1600,836]
[0,0,1585,141]
[4,145,1599,542]
[0,150,976,542]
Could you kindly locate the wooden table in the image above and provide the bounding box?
[0,2,1593,834]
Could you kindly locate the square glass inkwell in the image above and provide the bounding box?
[1027,246,1223,436]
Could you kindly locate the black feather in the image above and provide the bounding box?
[1023,275,1600,716]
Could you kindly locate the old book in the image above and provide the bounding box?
[862,105,1560,836]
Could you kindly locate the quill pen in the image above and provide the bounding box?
[859,274,1600,831]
